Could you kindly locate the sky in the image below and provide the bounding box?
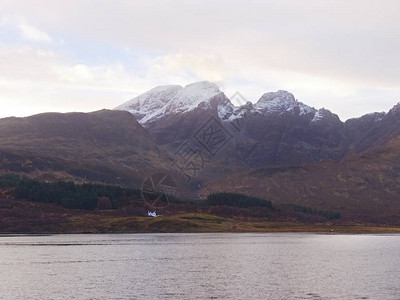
[0,0,400,120]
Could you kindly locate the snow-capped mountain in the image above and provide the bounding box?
[115,81,400,169]
[115,81,348,167]
[115,81,229,125]
[218,90,322,125]
[115,81,331,126]
[254,90,315,116]
[114,85,182,124]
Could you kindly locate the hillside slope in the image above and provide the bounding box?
[0,110,172,186]
[200,136,400,218]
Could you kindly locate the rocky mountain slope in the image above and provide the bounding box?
[200,137,400,218]
[114,81,400,217]
[115,81,391,169]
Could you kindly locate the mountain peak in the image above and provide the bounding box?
[387,102,400,116]
[254,90,314,116]
[114,85,182,123]
[115,81,224,124]
[258,90,295,104]
[164,81,222,115]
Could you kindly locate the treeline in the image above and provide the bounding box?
[283,203,340,219]
[0,174,20,188]
[0,174,140,210]
[207,192,274,209]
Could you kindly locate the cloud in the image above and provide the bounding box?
[0,43,140,117]
[145,52,228,86]
[0,15,53,43]
[0,0,400,120]
[18,19,52,42]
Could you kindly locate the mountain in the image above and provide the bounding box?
[219,91,345,167]
[113,81,400,219]
[1,81,400,220]
[115,81,346,169]
[342,104,400,154]
[116,82,400,170]
[116,82,232,147]
[200,136,400,218]
[0,110,172,185]
[114,82,229,125]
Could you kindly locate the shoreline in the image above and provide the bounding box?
[1,213,400,235]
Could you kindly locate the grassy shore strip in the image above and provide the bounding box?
[19,213,400,234]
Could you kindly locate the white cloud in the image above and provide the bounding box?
[18,19,52,42]
[0,15,53,43]
[144,52,228,86]
[0,43,140,117]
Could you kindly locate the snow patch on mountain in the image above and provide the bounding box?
[114,85,182,123]
[311,108,342,125]
[115,81,225,124]
[311,109,324,123]
[218,105,244,121]
[116,82,327,126]
[217,104,233,119]
[164,81,222,115]
[218,100,255,122]
[367,112,385,122]
[254,90,315,116]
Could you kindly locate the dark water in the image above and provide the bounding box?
[0,233,399,299]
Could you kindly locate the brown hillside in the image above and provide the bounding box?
[0,110,172,186]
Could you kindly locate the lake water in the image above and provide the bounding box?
[0,233,399,300]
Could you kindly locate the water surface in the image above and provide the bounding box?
[0,233,399,299]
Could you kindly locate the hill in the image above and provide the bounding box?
[0,109,172,186]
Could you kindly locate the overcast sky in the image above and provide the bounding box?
[1,0,399,120]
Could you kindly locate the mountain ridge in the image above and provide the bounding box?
[115,82,351,168]
[115,82,400,168]
[115,81,335,126]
